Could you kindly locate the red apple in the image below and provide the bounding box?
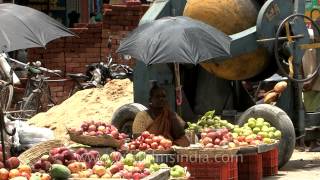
[129,144,136,150]
[139,143,148,151]
[109,165,120,174]
[81,124,88,131]
[214,138,221,145]
[205,143,214,148]
[158,145,165,150]
[152,136,161,143]
[96,131,104,136]
[76,148,88,155]
[141,131,150,139]
[202,137,212,145]
[110,152,122,162]
[207,132,218,139]
[88,125,97,132]
[49,148,60,156]
[144,138,152,145]
[150,142,158,149]
[201,132,207,139]
[111,131,119,139]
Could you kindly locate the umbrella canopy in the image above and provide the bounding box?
[117,16,231,65]
[0,3,76,52]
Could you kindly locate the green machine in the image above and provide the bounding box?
[112,0,320,167]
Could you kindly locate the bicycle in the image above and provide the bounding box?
[16,61,62,119]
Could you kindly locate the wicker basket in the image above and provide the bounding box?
[68,132,124,148]
[18,140,64,165]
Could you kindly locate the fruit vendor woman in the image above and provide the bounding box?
[132,83,190,147]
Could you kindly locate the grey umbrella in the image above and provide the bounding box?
[0,3,76,52]
[117,16,231,65]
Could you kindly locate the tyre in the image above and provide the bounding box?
[21,92,40,119]
[237,104,295,168]
[111,103,147,137]
[0,84,13,111]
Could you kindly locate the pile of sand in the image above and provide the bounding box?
[28,79,133,140]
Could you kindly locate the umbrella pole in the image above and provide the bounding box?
[174,63,182,116]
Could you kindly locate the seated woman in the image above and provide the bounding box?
[132,83,190,147]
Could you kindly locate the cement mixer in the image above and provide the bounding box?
[111,0,320,167]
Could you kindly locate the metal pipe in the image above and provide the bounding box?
[257,34,304,42]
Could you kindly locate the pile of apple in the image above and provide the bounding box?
[125,131,172,151]
[68,120,128,140]
[232,117,281,145]
[69,151,166,179]
[186,110,234,133]
[32,147,101,172]
[199,128,236,148]
[0,164,52,180]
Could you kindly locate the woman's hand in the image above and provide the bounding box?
[174,135,190,147]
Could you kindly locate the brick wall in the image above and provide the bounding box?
[24,4,149,105]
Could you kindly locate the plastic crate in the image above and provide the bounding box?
[262,148,279,176]
[238,153,263,180]
[228,156,238,180]
[177,156,236,180]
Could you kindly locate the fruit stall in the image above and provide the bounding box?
[0,109,281,180]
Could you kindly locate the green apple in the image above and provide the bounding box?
[232,133,239,138]
[207,119,215,125]
[100,154,110,162]
[263,122,271,127]
[124,154,135,166]
[253,127,260,134]
[255,121,264,128]
[248,118,256,123]
[268,132,275,139]
[105,159,112,168]
[248,121,256,129]
[261,126,269,132]
[150,163,160,172]
[274,130,282,140]
[269,127,276,132]
[160,163,169,168]
[170,165,185,177]
[135,151,146,161]
[263,138,272,144]
[256,118,265,123]
[233,127,241,134]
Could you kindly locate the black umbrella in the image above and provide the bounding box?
[117,16,231,65]
[0,3,76,52]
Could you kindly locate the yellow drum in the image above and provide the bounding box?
[184,0,271,80]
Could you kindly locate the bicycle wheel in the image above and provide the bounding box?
[68,85,82,98]
[21,92,40,119]
[0,84,13,111]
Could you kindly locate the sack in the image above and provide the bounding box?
[15,121,54,144]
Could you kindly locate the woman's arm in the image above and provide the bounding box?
[174,135,190,147]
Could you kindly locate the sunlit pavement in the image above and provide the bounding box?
[264,151,320,180]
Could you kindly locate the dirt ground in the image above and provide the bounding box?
[264,150,320,180]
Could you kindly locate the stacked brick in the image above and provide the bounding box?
[25,4,150,105]
[102,4,149,66]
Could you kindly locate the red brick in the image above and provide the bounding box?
[50,86,63,92]
[66,63,80,68]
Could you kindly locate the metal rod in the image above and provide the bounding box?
[4,110,36,114]
[257,34,304,42]
[0,110,7,168]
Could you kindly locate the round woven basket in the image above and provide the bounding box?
[68,132,124,148]
[18,140,64,165]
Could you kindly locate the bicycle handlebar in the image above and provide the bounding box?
[8,58,62,76]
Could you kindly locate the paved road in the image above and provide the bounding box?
[264,151,320,180]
